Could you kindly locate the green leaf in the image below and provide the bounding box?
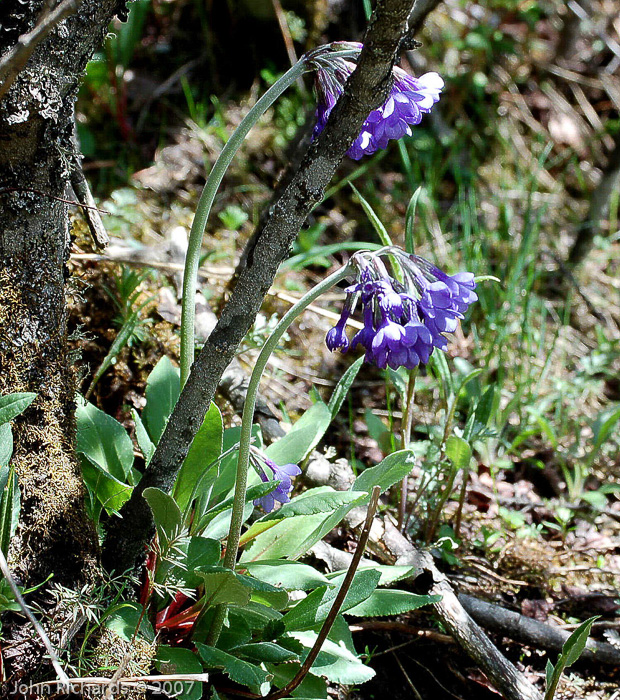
[282,569,380,631]
[327,357,364,419]
[0,466,19,555]
[207,425,262,507]
[156,646,205,700]
[561,616,598,667]
[0,393,36,426]
[545,659,554,689]
[81,456,132,518]
[350,184,392,248]
[387,367,408,398]
[453,362,484,398]
[235,573,289,609]
[197,571,251,608]
[590,404,620,457]
[353,450,415,495]
[76,397,134,482]
[186,536,221,570]
[228,601,283,630]
[345,589,440,617]
[544,616,598,700]
[131,409,155,465]
[235,642,299,663]
[241,502,357,564]
[291,631,375,684]
[581,490,607,510]
[261,489,368,523]
[429,350,454,401]
[445,436,472,471]
[474,384,496,427]
[215,610,253,650]
[363,409,391,453]
[405,187,423,254]
[267,662,328,699]
[143,487,183,544]
[0,424,13,469]
[287,491,369,561]
[197,645,271,688]
[174,402,223,510]
[266,401,332,466]
[197,481,276,535]
[143,356,180,444]
[105,602,154,642]
[244,561,329,591]
[169,536,222,589]
[328,564,417,587]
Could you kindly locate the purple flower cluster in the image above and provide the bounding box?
[251,452,301,513]
[326,250,477,370]
[308,43,443,160]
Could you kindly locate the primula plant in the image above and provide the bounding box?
[3,1,618,698]
[0,16,491,695]
[63,36,469,697]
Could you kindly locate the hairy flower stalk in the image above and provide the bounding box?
[206,264,352,646]
[179,43,361,385]
[326,248,477,369]
[309,42,444,159]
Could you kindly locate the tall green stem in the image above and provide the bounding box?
[398,367,417,530]
[207,265,351,645]
[180,60,308,386]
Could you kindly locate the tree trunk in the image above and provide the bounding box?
[0,0,125,683]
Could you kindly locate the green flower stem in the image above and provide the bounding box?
[398,366,417,530]
[207,264,352,645]
[180,59,309,386]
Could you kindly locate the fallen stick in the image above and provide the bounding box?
[459,593,620,667]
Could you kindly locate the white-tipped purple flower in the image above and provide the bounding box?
[326,248,477,370]
[251,451,302,513]
[306,43,444,160]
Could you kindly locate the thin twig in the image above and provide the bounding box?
[70,122,109,249]
[265,486,382,700]
[0,186,110,213]
[0,547,71,690]
[271,0,303,90]
[350,620,454,646]
[0,0,84,101]
[393,653,424,700]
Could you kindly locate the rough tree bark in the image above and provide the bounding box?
[0,0,125,683]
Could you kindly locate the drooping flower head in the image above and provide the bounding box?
[250,448,302,513]
[326,248,477,370]
[305,42,444,160]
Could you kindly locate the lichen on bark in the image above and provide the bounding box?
[0,0,127,686]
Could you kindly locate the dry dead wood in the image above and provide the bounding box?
[459,594,620,667]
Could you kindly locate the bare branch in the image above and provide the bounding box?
[460,594,620,667]
[0,0,85,102]
[70,123,109,250]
